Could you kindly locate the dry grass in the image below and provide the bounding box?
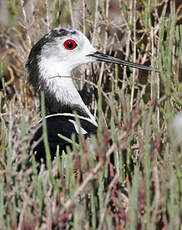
[0,0,182,229]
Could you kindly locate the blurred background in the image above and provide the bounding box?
[1,0,182,229]
[1,0,181,107]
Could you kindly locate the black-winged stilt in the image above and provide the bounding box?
[26,28,158,162]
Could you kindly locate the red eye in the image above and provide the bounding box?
[64,39,77,50]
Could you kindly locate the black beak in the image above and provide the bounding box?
[88,51,159,73]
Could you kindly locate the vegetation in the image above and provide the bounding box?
[0,0,182,229]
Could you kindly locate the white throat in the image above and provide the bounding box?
[38,60,97,126]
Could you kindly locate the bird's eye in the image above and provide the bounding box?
[64,39,77,50]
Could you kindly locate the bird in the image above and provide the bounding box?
[26,27,158,162]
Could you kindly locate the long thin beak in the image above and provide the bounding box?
[88,51,160,73]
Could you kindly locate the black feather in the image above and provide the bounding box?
[30,114,97,162]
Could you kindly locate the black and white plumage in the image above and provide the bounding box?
[31,114,97,161]
[26,27,158,162]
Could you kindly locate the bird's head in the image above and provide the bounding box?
[26,27,159,83]
[26,28,98,79]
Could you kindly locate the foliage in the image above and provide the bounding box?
[0,0,182,229]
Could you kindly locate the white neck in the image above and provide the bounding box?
[38,65,97,126]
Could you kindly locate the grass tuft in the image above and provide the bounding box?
[0,0,182,229]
